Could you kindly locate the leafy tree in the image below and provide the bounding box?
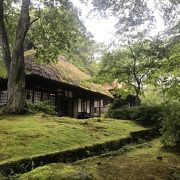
[91,0,154,33]
[0,0,96,114]
[97,38,166,103]
[3,0,97,75]
[25,3,97,75]
[90,0,179,100]
[90,0,180,37]
[149,39,180,101]
[0,0,33,113]
[141,85,164,105]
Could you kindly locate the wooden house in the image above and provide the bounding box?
[0,51,113,118]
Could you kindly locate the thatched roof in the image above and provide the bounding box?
[0,50,113,98]
[103,80,125,91]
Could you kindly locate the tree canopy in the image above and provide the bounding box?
[0,0,98,113]
[3,0,97,75]
[88,0,180,102]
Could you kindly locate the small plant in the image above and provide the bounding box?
[27,101,57,115]
[105,107,139,120]
[135,105,162,127]
[106,105,162,127]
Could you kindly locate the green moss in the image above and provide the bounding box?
[18,139,180,180]
[19,164,92,180]
[0,50,35,78]
[0,60,7,78]
[0,114,145,163]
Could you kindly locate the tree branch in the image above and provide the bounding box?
[27,17,39,32]
[139,61,157,81]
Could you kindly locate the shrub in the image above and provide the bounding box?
[160,102,180,150]
[135,105,162,127]
[27,101,57,115]
[106,107,139,120]
[106,105,162,127]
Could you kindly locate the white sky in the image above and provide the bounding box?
[71,0,117,44]
[71,0,165,45]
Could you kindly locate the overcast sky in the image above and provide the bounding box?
[71,0,117,44]
[71,0,165,45]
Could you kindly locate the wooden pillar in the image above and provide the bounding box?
[99,98,101,117]
[32,90,34,103]
[41,91,43,101]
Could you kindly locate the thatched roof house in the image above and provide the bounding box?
[0,51,113,118]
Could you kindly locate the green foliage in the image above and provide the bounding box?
[2,0,98,76]
[27,101,57,115]
[106,105,162,127]
[111,87,134,99]
[141,86,164,105]
[91,0,154,36]
[106,107,139,120]
[96,38,167,100]
[148,40,180,102]
[136,105,162,127]
[160,102,180,150]
[26,2,97,75]
[88,76,112,84]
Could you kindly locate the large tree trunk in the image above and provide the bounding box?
[0,0,11,73]
[2,0,31,114]
[4,47,26,113]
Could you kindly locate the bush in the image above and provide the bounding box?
[135,105,162,127]
[106,107,139,120]
[160,102,180,150]
[27,101,57,115]
[106,105,162,127]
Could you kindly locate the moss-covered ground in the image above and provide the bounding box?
[0,113,145,163]
[18,139,180,180]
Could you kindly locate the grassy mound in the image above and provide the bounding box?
[0,113,145,163]
[18,139,180,180]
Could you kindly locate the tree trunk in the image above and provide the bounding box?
[0,0,11,72]
[135,86,141,106]
[4,48,26,113]
[3,0,31,114]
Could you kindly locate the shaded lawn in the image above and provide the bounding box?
[19,139,180,180]
[0,113,145,162]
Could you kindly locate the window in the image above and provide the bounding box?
[94,100,101,116]
[0,91,7,106]
[26,90,33,102]
[34,91,42,103]
[65,90,73,98]
[65,90,68,97]
[42,92,48,101]
[57,89,63,95]
[94,100,99,107]
[100,100,104,107]
[78,99,81,112]
[69,91,73,98]
[49,93,55,106]
[87,100,90,113]
[81,100,86,112]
